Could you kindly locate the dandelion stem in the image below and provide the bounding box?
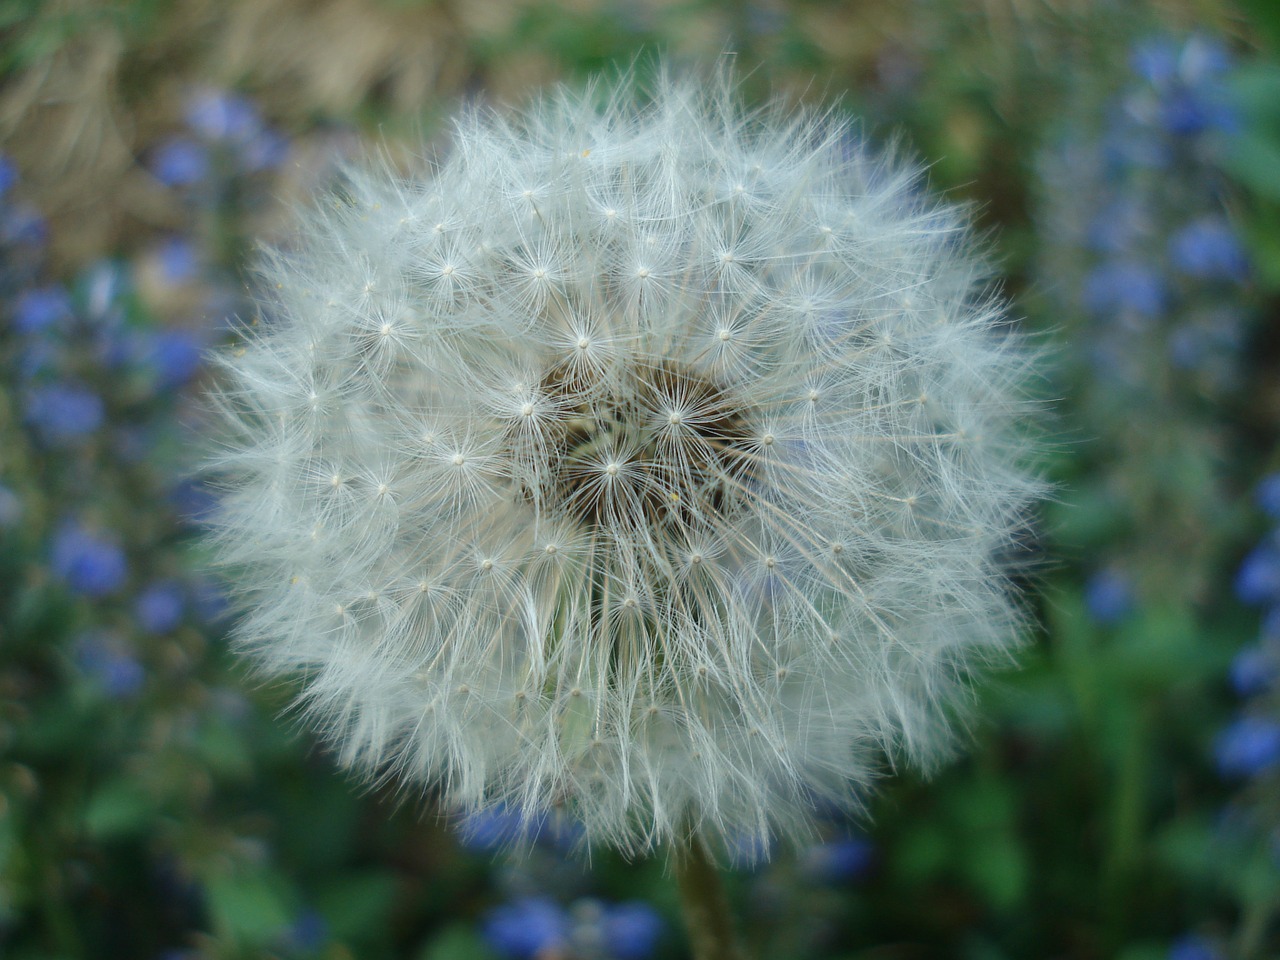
[673,838,745,960]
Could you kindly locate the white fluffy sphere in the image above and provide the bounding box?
[207,70,1040,856]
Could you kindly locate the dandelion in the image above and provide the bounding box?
[206,66,1039,955]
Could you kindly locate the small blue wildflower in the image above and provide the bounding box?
[0,155,17,196]
[1131,37,1179,87]
[135,580,185,634]
[52,521,127,597]
[1256,474,1280,520]
[155,237,200,284]
[1215,717,1280,778]
[1169,217,1248,281]
[1082,261,1164,317]
[1265,606,1280,640]
[24,383,105,444]
[241,129,289,172]
[1229,645,1276,697]
[75,631,145,698]
[1169,933,1223,960]
[801,836,876,883]
[1160,89,1234,138]
[458,803,584,850]
[185,89,262,143]
[0,203,46,247]
[1153,35,1235,137]
[169,478,217,525]
[1084,569,1133,625]
[145,329,205,390]
[727,831,772,868]
[12,285,71,333]
[482,897,570,959]
[459,804,542,849]
[151,138,210,187]
[282,908,328,952]
[1236,542,1280,607]
[1178,34,1232,86]
[601,902,664,960]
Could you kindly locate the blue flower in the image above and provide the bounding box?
[185,89,262,143]
[1130,37,1180,87]
[75,631,145,698]
[1168,933,1223,960]
[145,329,205,390]
[1215,717,1280,778]
[282,908,328,952]
[1160,89,1234,138]
[1229,645,1276,697]
[241,129,289,172]
[1169,217,1248,281]
[1255,474,1280,520]
[52,521,127,597]
[458,803,582,851]
[1084,569,1133,625]
[1082,261,1164,317]
[458,804,542,849]
[135,580,185,634]
[24,383,105,444]
[801,836,876,883]
[12,285,71,333]
[151,138,210,187]
[482,897,570,959]
[1236,542,1280,607]
[0,154,17,197]
[601,902,664,960]
[0,203,46,247]
[154,237,200,284]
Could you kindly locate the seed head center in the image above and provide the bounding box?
[521,358,755,531]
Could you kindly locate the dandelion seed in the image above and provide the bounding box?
[206,66,1041,863]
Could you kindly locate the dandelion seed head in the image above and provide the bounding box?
[207,66,1042,858]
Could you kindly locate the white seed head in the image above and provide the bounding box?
[206,67,1042,859]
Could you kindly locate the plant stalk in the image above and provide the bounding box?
[673,837,745,960]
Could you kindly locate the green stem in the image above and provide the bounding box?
[673,838,745,960]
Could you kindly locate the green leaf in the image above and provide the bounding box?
[81,777,157,839]
[960,836,1027,912]
[204,869,294,947]
[892,821,950,883]
[316,871,398,943]
[194,717,253,780]
[416,923,496,960]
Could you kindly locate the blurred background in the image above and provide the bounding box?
[3,1,1280,958]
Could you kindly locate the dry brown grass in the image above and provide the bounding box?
[0,0,1246,271]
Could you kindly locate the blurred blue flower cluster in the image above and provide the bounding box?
[1040,32,1260,620]
[483,896,663,960]
[1220,477,1280,780]
[150,87,288,190]
[1042,33,1249,394]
